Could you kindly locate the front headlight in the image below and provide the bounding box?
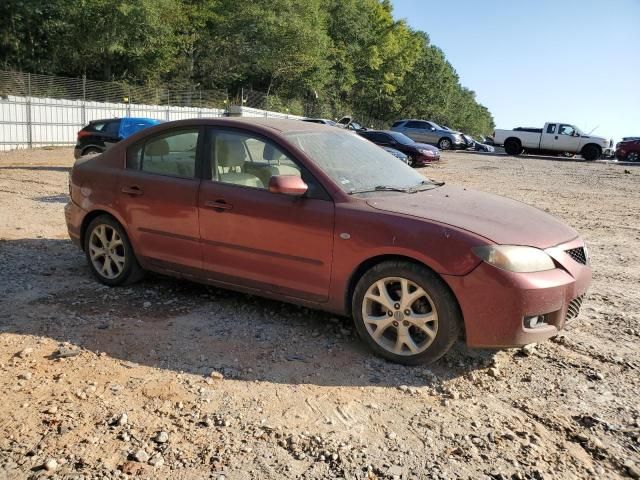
[418,148,434,155]
[472,245,555,273]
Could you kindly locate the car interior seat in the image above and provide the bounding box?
[250,143,300,186]
[215,136,264,188]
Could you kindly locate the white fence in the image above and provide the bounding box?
[0,95,229,151]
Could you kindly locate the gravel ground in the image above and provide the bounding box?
[0,147,639,480]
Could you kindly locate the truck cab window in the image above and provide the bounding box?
[546,124,556,134]
[558,125,575,136]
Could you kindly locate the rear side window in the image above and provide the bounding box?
[546,124,556,134]
[405,121,428,129]
[87,122,106,132]
[104,120,121,137]
[126,128,199,178]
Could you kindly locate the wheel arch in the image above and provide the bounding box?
[344,254,463,322]
[80,209,128,251]
[504,136,522,146]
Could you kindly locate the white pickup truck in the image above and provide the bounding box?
[493,122,612,161]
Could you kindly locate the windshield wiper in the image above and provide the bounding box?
[348,185,415,195]
[407,180,445,193]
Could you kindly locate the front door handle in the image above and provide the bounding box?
[555,135,558,140]
[204,199,233,212]
[122,185,143,196]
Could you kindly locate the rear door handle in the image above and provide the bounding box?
[122,185,143,196]
[204,200,233,212]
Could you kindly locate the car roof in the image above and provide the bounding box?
[153,117,334,134]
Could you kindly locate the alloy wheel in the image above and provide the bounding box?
[361,277,438,356]
[89,224,126,279]
[628,152,639,162]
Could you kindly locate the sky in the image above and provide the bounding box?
[391,0,640,140]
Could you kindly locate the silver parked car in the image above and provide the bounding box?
[391,119,466,150]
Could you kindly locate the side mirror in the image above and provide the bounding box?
[430,127,436,131]
[268,175,308,196]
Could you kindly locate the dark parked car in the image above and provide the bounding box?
[466,136,495,153]
[381,146,409,164]
[66,118,591,365]
[358,130,440,166]
[336,116,366,131]
[74,117,162,159]
[615,138,640,162]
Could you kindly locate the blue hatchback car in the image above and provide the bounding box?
[74,117,162,158]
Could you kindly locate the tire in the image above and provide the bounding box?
[504,138,523,156]
[626,151,639,162]
[84,215,143,286]
[437,138,452,150]
[581,144,601,161]
[351,260,462,365]
[82,147,103,156]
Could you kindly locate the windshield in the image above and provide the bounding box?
[388,131,414,145]
[285,130,432,193]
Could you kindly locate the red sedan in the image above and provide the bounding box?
[615,138,640,162]
[65,118,591,365]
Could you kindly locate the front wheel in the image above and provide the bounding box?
[438,138,452,150]
[84,215,143,286]
[626,151,639,162]
[581,145,601,161]
[352,261,462,365]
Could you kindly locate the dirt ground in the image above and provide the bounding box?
[0,147,639,480]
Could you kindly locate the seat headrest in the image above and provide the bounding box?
[217,137,247,168]
[146,138,169,156]
[263,143,283,161]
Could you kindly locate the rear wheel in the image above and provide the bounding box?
[352,261,462,365]
[82,147,102,156]
[581,144,601,161]
[84,215,143,286]
[437,138,452,150]
[626,151,639,162]
[504,138,523,156]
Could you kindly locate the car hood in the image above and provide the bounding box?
[366,185,577,248]
[413,142,440,153]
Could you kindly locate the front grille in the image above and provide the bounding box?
[566,295,585,322]
[565,247,587,265]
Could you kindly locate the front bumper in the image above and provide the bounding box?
[444,238,592,348]
[414,153,440,166]
[64,200,85,248]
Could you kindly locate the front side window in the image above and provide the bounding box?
[558,124,576,136]
[212,130,301,190]
[126,129,198,178]
[286,130,430,194]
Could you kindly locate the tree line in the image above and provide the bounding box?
[0,0,494,135]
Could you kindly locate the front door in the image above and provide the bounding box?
[198,128,335,302]
[544,124,581,152]
[403,120,430,143]
[117,127,203,270]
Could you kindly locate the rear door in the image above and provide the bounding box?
[117,127,203,271]
[198,127,335,302]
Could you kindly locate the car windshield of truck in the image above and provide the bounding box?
[285,130,434,194]
[388,131,414,145]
